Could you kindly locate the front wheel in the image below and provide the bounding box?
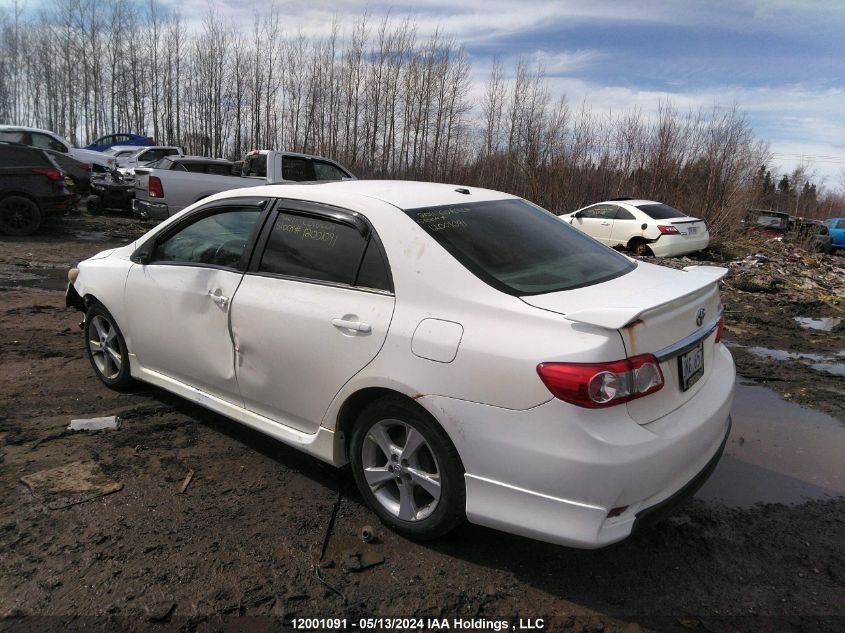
[350,398,466,540]
[84,304,134,390]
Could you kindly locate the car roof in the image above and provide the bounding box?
[218,179,518,211]
[112,145,179,152]
[172,156,231,164]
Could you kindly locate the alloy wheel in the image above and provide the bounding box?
[88,314,122,380]
[361,419,442,522]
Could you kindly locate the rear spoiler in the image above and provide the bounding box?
[563,266,728,330]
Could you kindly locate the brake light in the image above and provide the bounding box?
[148,176,164,198]
[32,167,63,181]
[657,225,680,235]
[146,137,154,145]
[79,163,91,171]
[714,316,724,344]
[537,354,664,408]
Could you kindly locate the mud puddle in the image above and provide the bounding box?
[794,316,842,331]
[732,341,845,379]
[696,379,844,507]
[0,264,68,291]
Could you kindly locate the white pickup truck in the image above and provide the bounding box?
[132,150,355,220]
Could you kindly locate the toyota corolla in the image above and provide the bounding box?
[66,181,734,548]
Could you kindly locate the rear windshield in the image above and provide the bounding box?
[405,199,636,296]
[636,203,687,220]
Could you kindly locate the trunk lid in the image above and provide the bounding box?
[521,262,726,424]
[666,217,707,240]
[134,167,151,202]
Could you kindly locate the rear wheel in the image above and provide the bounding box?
[0,196,42,236]
[84,303,134,390]
[350,398,466,540]
[630,238,652,256]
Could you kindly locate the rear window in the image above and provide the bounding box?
[405,199,636,296]
[0,144,49,167]
[636,203,688,220]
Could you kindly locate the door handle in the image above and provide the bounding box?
[332,318,371,333]
[601,222,611,226]
[209,290,229,308]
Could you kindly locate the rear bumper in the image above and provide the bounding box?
[650,232,710,257]
[420,343,735,548]
[132,198,169,220]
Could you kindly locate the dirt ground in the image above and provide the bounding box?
[1,212,843,633]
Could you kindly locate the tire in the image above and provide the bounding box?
[630,238,652,256]
[350,397,466,540]
[0,196,43,236]
[86,195,103,215]
[84,303,134,390]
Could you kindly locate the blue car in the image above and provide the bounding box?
[823,217,845,250]
[85,133,154,152]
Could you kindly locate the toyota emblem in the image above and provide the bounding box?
[696,307,706,327]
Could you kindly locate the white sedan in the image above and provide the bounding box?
[560,199,710,257]
[66,181,734,548]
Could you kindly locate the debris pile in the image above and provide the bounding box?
[640,234,845,311]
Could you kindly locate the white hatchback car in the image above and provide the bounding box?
[560,199,710,257]
[66,181,734,548]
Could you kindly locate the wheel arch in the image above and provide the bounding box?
[333,387,433,464]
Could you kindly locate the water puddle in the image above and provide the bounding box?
[746,346,830,362]
[0,265,68,291]
[737,344,845,378]
[696,380,844,507]
[794,316,842,332]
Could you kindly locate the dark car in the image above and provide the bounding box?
[149,155,234,175]
[45,148,92,194]
[85,133,154,152]
[0,141,73,235]
[794,219,833,253]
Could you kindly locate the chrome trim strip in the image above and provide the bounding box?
[654,313,722,362]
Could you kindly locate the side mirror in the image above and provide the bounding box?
[573,211,583,218]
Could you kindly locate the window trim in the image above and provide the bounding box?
[248,199,394,295]
[131,196,272,272]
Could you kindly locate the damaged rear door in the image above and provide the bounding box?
[125,202,266,404]
[230,203,395,434]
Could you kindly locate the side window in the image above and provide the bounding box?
[281,156,314,181]
[0,131,28,144]
[578,206,599,219]
[356,239,392,291]
[837,220,845,230]
[115,135,132,143]
[139,148,175,163]
[183,162,208,173]
[313,161,348,181]
[153,208,261,268]
[244,154,267,177]
[207,163,234,175]
[615,207,636,220]
[32,133,66,153]
[258,212,367,285]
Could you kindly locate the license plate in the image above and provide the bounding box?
[687,226,698,235]
[678,342,704,391]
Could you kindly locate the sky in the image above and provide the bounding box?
[158,0,844,189]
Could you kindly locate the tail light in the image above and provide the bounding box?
[32,167,63,181]
[79,163,91,171]
[537,354,664,409]
[657,225,680,235]
[714,316,724,343]
[146,137,154,145]
[148,176,164,198]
